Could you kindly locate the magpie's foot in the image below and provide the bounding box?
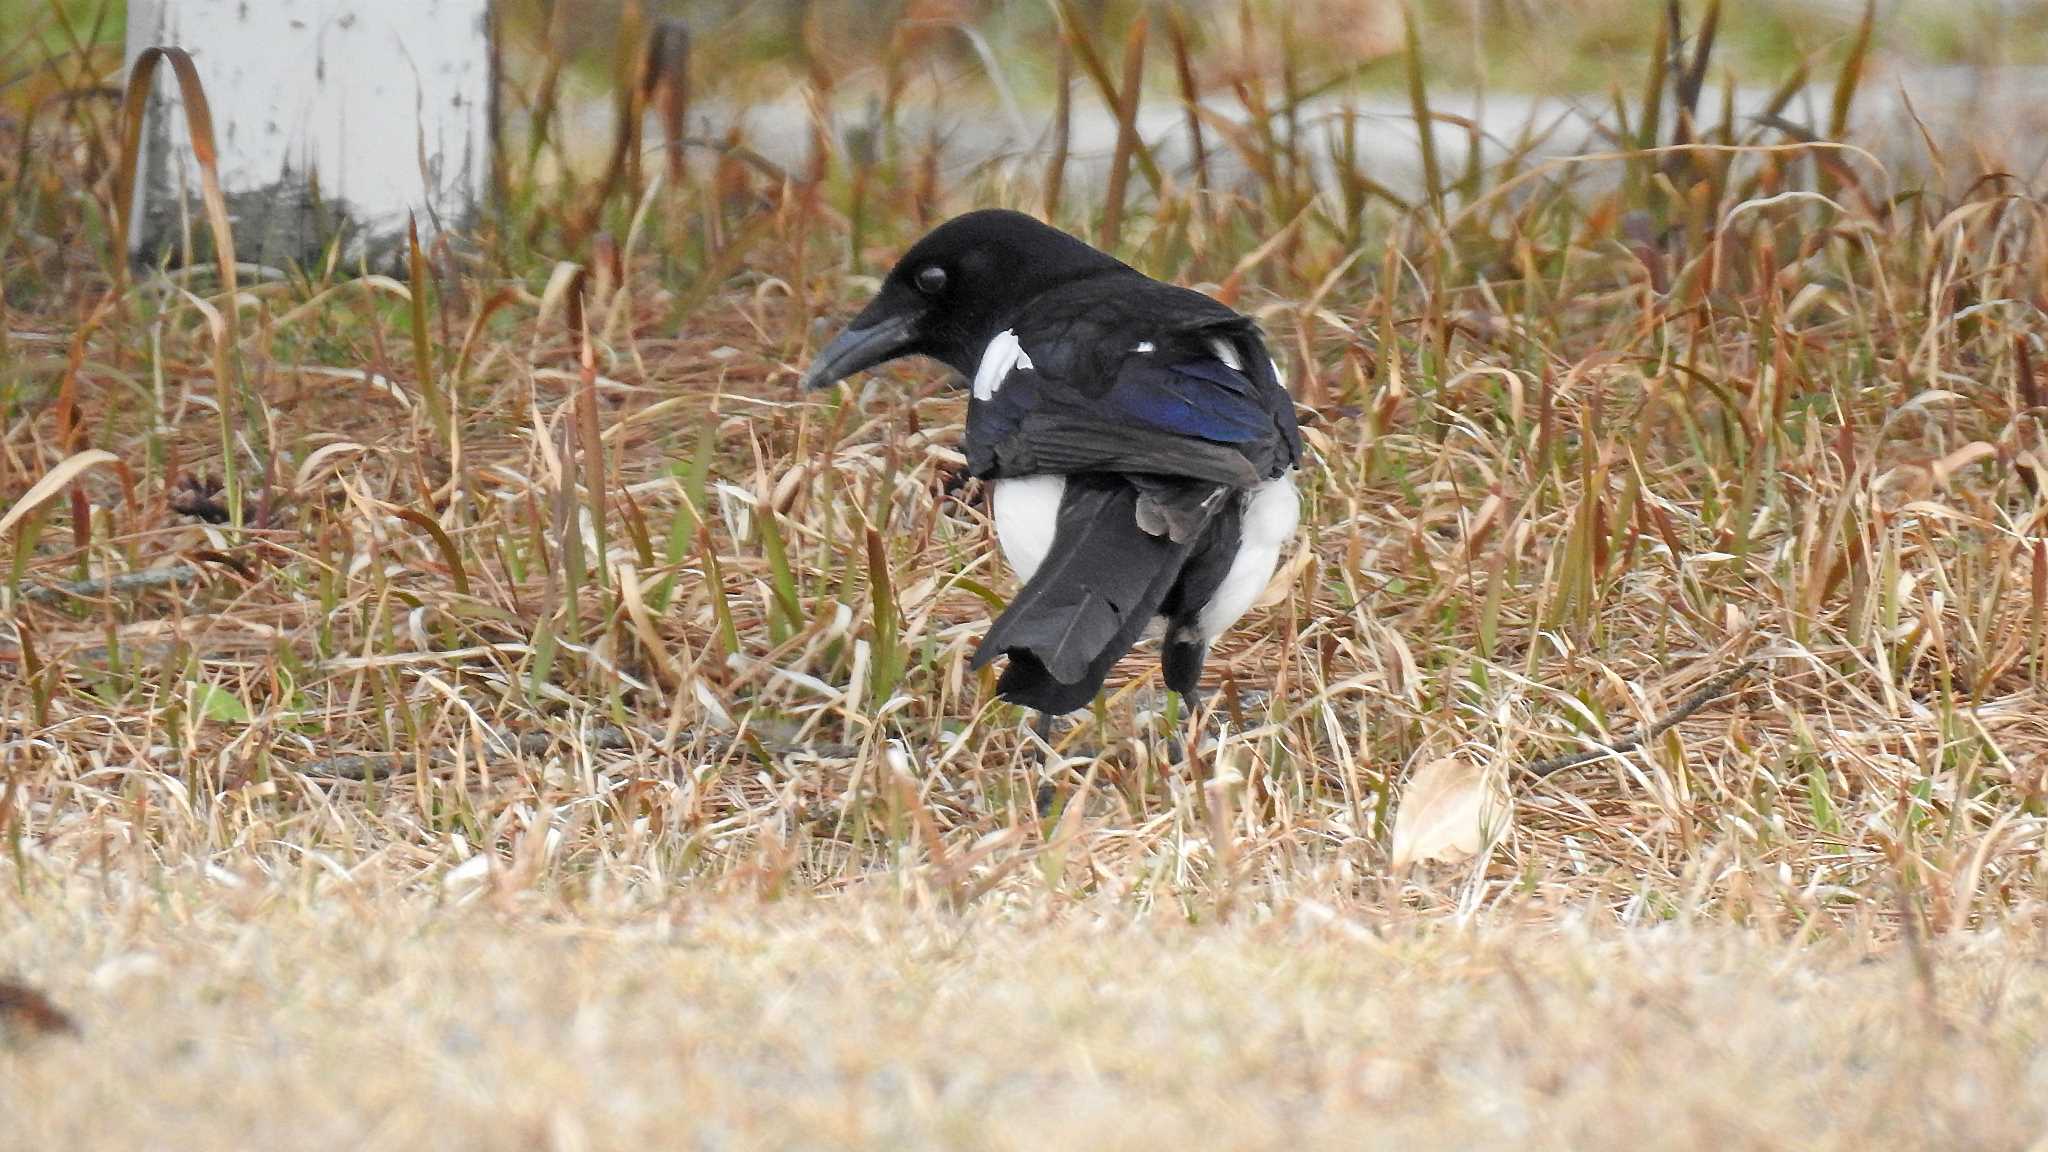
[1026,711,1060,815]
[1166,690,1209,769]
[1032,711,1055,743]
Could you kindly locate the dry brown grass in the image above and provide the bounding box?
[6,888,2048,1150]
[5,1,2048,1146]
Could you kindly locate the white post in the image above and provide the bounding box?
[123,0,494,272]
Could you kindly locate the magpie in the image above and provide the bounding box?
[801,209,1301,717]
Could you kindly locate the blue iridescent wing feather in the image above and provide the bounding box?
[1100,357,1271,445]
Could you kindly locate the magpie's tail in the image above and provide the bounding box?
[970,475,1219,714]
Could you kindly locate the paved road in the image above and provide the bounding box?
[629,64,2048,203]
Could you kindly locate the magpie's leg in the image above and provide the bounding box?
[1161,632,1211,769]
[1176,687,1210,770]
[1159,693,1185,766]
[1030,710,1057,817]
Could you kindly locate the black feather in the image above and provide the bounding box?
[1157,492,1246,698]
[994,651,1119,716]
[963,274,1300,490]
[971,475,1221,711]
[1160,640,1208,701]
[988,414,1259,488]
[1131,476,1226,543]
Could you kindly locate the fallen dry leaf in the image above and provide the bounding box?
[1389,756,1510,870]
[0,978,79,1040]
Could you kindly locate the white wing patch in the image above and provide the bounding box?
[1196,471,1301,640]
[1134,341,1155,354]
[973,329,1034,401]
[992,476,1066,584]
[1207,337,1244,371]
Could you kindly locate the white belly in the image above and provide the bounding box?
[1196,471,1301,640]
[992,475,1066,584]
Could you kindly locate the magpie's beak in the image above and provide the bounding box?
[800,312,921,391]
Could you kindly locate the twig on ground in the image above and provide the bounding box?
[19,565,204,603]
[292,726,857,780]
[1520,657,1765,781]
[296,726,635,779]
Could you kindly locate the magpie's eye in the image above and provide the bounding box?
[915,265,948,295]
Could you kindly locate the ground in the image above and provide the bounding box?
[5,1,2048,1148]
[9,892,2048,1149]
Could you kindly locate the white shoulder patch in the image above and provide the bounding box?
[1134,341,1155,354]
[973,329,1033,401]
[1207,337,1244,372]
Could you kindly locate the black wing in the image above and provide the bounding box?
[963,275,1301,489]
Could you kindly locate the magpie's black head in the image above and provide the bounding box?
[800,209,1126,391]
